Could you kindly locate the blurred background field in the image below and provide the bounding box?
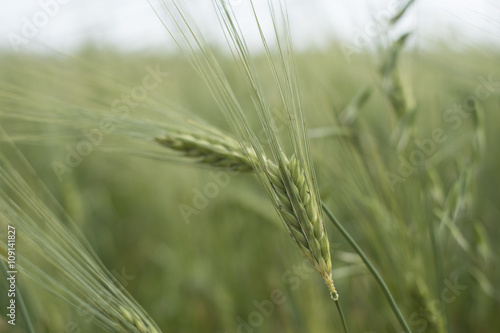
[1,1,500,333]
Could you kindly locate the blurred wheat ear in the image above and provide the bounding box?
[0,132,162,333]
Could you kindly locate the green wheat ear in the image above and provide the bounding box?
[267,154,337,300]
[155,132,338,299]
[151,0,340,301]
[155,131,256,172]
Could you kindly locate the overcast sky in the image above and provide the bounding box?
[0,0,499,54]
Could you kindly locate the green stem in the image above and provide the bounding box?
[335,299,349,333]
[322,202,412,333]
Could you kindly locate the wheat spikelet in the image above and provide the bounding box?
[155,132,255,172]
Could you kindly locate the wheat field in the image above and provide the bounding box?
[0,1,499,332]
